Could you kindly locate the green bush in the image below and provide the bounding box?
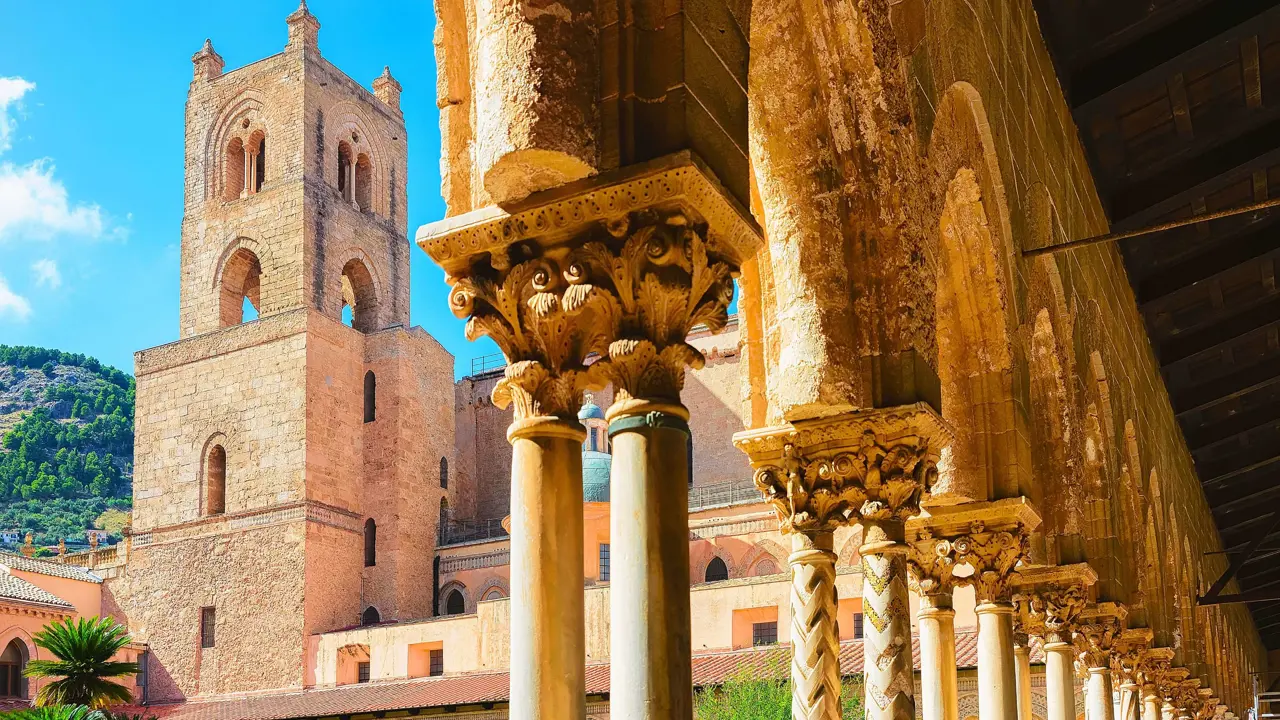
[693,665,865,720]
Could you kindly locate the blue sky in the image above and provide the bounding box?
[0,0,499,376]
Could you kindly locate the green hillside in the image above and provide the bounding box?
[0,345,133,546]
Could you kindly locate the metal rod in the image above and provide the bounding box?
[1023,195,1280,257]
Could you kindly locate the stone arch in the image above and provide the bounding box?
[694,544,738,584]
[439,581,471,615]
[836,527,864,569]
[203,90,269,202]
[477,576,510,602]
[327,106,391,217]
[927,82,1024,504]
[339,254,382,332]
[0,627,37,699]
[199,432,228,516]
[212,237,271,326]
[740,539,789,576]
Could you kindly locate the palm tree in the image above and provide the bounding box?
[4,704,100,720]
[23,616,139,708]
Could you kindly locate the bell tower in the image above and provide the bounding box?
[110,3,455,702]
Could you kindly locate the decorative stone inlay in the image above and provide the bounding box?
[734,404,950,537]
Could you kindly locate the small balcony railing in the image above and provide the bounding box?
[439,517,508,546]
[688,478,763,511]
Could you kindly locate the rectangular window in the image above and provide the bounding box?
[357,662,370,684]
[429,648,444,677]
[598,543,611,582]
[752,621,778,647]
[853,612,864,639]
[137,651,149,703]
[200,607,216,649]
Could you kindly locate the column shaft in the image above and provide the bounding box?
[1119,683,1140,720]
[1015,642,1033,720]
[1088,668,1116,720]
[919,596,958,720]
[862,523,915,720]
[609,404,692,720]
[976,603,1019,720]
[508,418,586,720]
[788,532,841,720]
[242,147,252,198]
[1046,641,1078,720]
[1142,691,1161,720]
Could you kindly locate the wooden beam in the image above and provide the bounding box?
[1200,511,1280,604]
[1184,403,1280,449]
[1169,73,1195,140]
[1173,353,1280,415]
[1136,224,1280,303]
[1159,293,1280,364]
[1244,35,1264,109]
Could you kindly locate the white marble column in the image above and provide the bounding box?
[862,521,916,720]
[788,531,841,720]
[977,602,1019,720]
[1088,666,1116,720]
[1015,634,1034,720]
[919,593,959,720]
[609,401,693,720]
[1046,640,1077,720]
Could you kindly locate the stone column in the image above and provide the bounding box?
[1076,614,1126,720]
[1143,687,1162,720]
[607,398,694,720]
[738,406,950,720]
[420,157,760,720]
[248,148,260,195]
[241,145,252,199]
[509,414,587,720]
[1026,586,1087,720]
[1014,632,1034,720]
[917,592,959,720]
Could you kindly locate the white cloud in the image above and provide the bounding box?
[0,77,107,243]
[0,274,31,322]
[31,258,60,289]
[0,77,35,154]
[0,160,103,239]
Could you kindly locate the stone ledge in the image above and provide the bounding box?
[135,308,310,376]
[132,500,363,548]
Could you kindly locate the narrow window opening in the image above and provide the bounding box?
[599,543,611,582]
[445,590,465,615]
[355,153,372,211]
[218,247,262,327]
[361,607,380,626]
[254,138,266,193]
[752,621,777,647]
[356,662,370,683]
[200,607,216,649]
[853,612,864,639]
[224,137,245,201]
[337,142,352,201]
[206,444,226,515]
[429,649,444,677]
[364,518,376,567]
[364,371,376,423]
[705,556,728,583]
[439,457,448,489]
[341,259,379,332]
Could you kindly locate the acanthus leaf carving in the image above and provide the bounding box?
[1076,616,1123,669]
[1021,584,1087,644]
[953,522,1030,605]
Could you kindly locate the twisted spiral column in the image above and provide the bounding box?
[788,532,842,720]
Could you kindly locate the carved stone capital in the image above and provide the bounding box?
[734,405,949,539]
[1019,583,1088,644]
[420,154,762,419]
[1110,627,1153,684]
[906,497,1040,603]
[1075,615,1123,670]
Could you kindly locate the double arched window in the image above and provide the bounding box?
[224,130,266,201]
[336,134,374,212]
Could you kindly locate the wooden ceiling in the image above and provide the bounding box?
[1033,0,1280,649]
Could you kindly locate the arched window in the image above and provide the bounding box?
[206,444,226,515]
[439,457,448,489]
[224,137,245,201]
[337,141,353,202]
[361,606,380,626]
[445,589,465,615]
[355,153,372,210]
[752,558,779,577]
[364,518,376,567]
[483,588,504,601]
[0,640,28,698]
[341,259,379,332]
[219,247,262,327]
[705,556,728,583]
[364,371,376,423]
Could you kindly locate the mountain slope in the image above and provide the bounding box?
[0,346,133,545]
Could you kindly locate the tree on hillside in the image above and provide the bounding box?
[24,616,138,708]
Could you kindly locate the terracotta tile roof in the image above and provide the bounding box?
[0,571,74,609]
[0,552,102,583]
[135,631,1025,720]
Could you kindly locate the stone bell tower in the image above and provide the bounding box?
[107,3,455,702]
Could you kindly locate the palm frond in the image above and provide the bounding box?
[23,616,137,707]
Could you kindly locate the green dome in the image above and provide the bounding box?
[583,450,611,502]
[578,402,605,421]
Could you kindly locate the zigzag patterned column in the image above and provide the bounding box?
[789,532,842,720]
[736,406,949,720]
[863,534,915,720]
